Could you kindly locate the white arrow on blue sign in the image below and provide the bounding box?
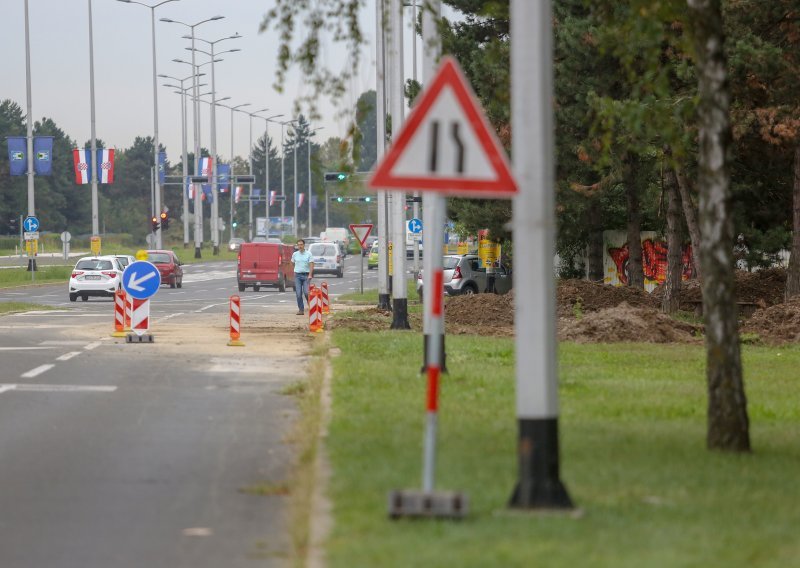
[122,261,162,300]
[407,218,423,234]
[23,216,40,232]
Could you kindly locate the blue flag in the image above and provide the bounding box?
[33,137,54,175]
[202,183,213,204]
[217,163,231,192]
[158,152,167,184]
[6,136,27,176]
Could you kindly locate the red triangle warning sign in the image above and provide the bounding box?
[369,56,517,198]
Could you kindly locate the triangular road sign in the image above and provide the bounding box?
[349,224,373,248]
[369,56,517,198]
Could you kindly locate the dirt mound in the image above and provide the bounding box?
[651,269,787,310]
[558,302,703,344]
[444,292,514,327]
[557,279,657,317]
[741,296,800,345]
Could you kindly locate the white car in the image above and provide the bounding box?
[308,242,344,278]
[114,254,136,270]
[68,255,124,302]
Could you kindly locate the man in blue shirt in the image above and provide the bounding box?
[291,239,315,315]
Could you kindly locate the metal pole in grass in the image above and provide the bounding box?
[508,0,573,510]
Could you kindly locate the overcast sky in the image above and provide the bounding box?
[3,0,431,165]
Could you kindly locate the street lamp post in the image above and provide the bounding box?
[249,114,283,241]
[279,120,297,238]
[292,125,298,238]
[307,127,324,238]
[186,34,241,253]
[23,0,36,271]
[241,108,268,241]
[159,72,205,247]
[87,0,100,240]
[117,0,180,249]
[161,15,224,258]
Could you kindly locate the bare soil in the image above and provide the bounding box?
[331,268,800,345]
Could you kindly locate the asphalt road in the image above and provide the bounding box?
[0,253,378,568]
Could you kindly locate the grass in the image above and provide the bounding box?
[0,266,73,288]
[0,302,59,315]
[321,325,800,568]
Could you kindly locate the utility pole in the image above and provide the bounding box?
[23,0,36,271]
[376,0,391,310]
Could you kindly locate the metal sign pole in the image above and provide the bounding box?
[360,250,364,294]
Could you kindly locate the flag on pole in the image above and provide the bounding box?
[269,190,276,206]
[234,186,243,203]
[6,136,27,176]
[297,193,305,208]
[33,136,54,176]
[97,148,115,184]
[218,163,231,192]
[73,148,91,184]
[158,151,167,184]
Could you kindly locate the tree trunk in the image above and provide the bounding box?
[674,168,703,280]
[587,199,604,281]
[689,0,750,452]
[662,166,683,314]
[785,145,800,300]
[625,157,645,289]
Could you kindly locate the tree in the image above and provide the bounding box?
[688,0,750,452]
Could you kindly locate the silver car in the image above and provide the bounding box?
[308,242,344,278]
[416,254,512,298]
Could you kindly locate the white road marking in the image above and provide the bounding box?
[40,340,88,346]
[56,351,82,361]
[158,312,184,321]
[0,347,55,351]
[84,341,102,351]
[0,384,117,393]
[196,303,224,312]
[21,364,55,379]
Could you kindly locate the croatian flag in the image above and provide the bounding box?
[187,183,195,199]
[269,190,276,206]
[234,186,243,203]
[73,148,91,184]
[297,193,305,209]
[200,156,213,176]
[97,148,115,184]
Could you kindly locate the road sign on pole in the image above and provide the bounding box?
[122,261,161,300]
[407,218,422,234]
[369,57,517,198]
[23,216,40,232]
[348,223,373,248]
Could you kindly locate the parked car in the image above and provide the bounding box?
[416,254,512,298]
[367,241,379,270]
[228,237,245,252]
[68,255,124,301]
[114,254,136,270]
[145,250,184,289]
[237,242,295,292]
[308,242,344,278]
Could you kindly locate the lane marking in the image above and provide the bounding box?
[195,303,225,312]
[84,342,102,351]
[0,384,117,393]
[158,312,184,322]
[21,364,55,379]
[40,341,88,346]
[0,347,55,351]
[56,351,82,361]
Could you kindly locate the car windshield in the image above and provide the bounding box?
[76,259,114,271]
[147,253,171,264]
[443,257,461,270]
[309,244,337,257]
[116,257,130,268]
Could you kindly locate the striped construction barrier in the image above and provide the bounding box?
[321,281,330,314]
[309,287,324,333]
[228,295,245,346]
[112,289,126,337]
[124,294,132,331]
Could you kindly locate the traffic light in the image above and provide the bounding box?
[330,196,374,203]
[151,216,159,232]
[160,211,169,231]
[324,172,349,182]
[8,218,18,235]
[232,221,238,228]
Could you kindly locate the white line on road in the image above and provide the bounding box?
[56,352,82,361]
[158,312,184,321]
[21,364,55,379]
[0,384,117,393]
[84,342,102,351]
[196,304,224,312]
[0,347,55,351]
[41,341,90,346]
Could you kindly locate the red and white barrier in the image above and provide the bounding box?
[112,289,126,337]
[125,294,132,331]
[321,281,330,314]
[228,295,245,346]
[309,288,324,333]
[131,298,150,336]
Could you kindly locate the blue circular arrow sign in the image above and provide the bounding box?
[122,261,161,300]
[407,218,423,234]
[23,216,40,232]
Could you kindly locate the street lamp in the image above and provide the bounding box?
[186,37,241,254]
[219,102,250,241]
[307,127,324,238]
[160,14,224,258]
[118,0,181,249]
[248,113,283,241]
[238,107,268,240]
[277,119,297,236]
[159,71,204,247]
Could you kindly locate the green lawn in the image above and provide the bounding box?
[324,327,800,567]
[0,266,73,288]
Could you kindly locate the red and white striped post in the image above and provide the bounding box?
[124,293,132,331]
[321,281,330,314]
[112,288,126,337]
[228,295,245,346]
[131,298,149,335]
[309,287,324,333]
